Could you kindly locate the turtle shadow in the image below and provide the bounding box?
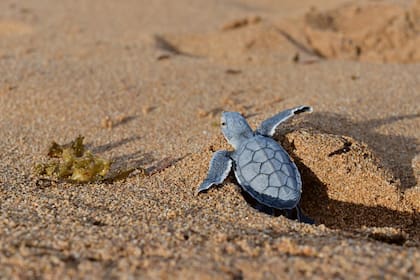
[299,112,420,189]
[240,190,314,224]
[274,112,420,244]
[295,155,419,245]
[237,159,418,239]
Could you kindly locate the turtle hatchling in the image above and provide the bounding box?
[198,105,313,222]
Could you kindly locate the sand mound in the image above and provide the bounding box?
[304,0,420,63]
[156,20,296,65]
[179,123,419,244]
[156,1,420,64]
[281,129,418,234]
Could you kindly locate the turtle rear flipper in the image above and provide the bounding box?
[295,205,315,224]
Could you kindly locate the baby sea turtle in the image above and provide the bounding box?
[198,105,313,222]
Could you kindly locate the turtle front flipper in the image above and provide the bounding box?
[197,150,233,194]
[256,105,312,137]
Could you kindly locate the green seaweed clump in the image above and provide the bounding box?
[35,136,111,183]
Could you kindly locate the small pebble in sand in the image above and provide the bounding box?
[101,114,130,129]
[101,116,114,129]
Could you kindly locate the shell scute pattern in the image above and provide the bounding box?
[269,172,287,187]
[282,160,295,176]
[240,163,257,182]
[250,174,269,192]
[238,149,253,167]
[264,186,279,197]
[260,161,276,175]
[235,135,301,209]
[245,140,261,151]
[198,107,313,220]
[252,149,268,163]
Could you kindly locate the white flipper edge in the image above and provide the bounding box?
[256,105,312,137]
[197,150,232,194]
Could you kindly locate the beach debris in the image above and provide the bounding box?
[47,135,85,158]
[197,106,314,223]
[34,136,184,184]
[35,136,112,183]
[221,15,261,31]
[34,136,148,183]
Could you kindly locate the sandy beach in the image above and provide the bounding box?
[1,0,419,278]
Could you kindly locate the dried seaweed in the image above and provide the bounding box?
[34,136,182,184]
[35,136,123,183]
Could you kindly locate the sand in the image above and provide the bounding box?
[0,0,419,278]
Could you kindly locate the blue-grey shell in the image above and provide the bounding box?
[232,135,302,209]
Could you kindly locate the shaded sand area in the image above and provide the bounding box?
[1,0,419,278]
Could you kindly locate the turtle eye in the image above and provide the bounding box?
[221,122,226,126]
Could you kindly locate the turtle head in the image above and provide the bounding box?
[221,112,253,149]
